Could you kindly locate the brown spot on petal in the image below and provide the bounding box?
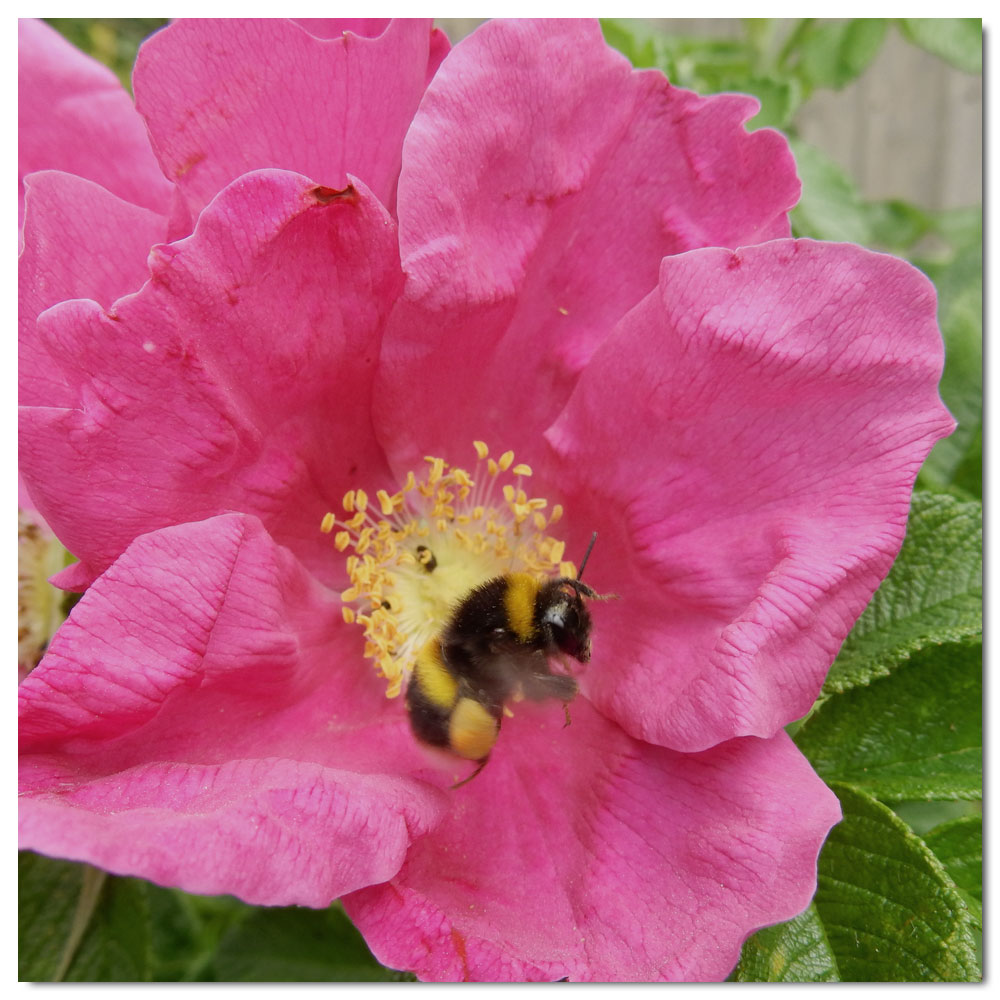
[174,151,206,179]
[311,184,358,205]
[450,927,470,982]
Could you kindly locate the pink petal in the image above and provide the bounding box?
[543,240,955,751]
[291,16,452,77]
[19,514,445,905]
[133,18,444,220]
[19,170,402,589]
[375,18,799,468]
[18,475,41,517]
[346,699,840,981]
[18,19,173,228]
[19,171,168,405]
[292,19,393,39]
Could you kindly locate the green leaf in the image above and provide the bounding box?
[212,905,412,981]
[143,884,217,982]
[736,785,981,981]
[732,904,838,981]
[738,74,802,130]
[797,642,981,802]
[893,799,980,837]
[19,853,151,982]
[600,18,658,69]
[864,199,935,254]
[602,19,805,130]
[823,492,981,696]
[19,852,91,982]
[923,815,982,910]
[789,138,872,243]
[918,234,983,495]
[601,20,805,130]
[796,19,888,90]
[949,424,982,500]
[899,19,982,74]
[931,205,983,250]
[814,783,979,981]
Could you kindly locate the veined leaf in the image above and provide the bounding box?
[923,815,982,916]
[732,903,838,981]
[815,784,979,981]
[19,852,151,982]
[736,784,980,981]
[798,642,981,802]
[824,492,981,696]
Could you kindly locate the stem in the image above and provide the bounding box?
[52,866,106,981]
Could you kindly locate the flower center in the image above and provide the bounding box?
[321,442,577,697]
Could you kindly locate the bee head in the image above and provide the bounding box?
[537,579,596,663]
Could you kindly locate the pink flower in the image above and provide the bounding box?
[18,18,952,981]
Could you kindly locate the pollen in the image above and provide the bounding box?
[320,442,576,698]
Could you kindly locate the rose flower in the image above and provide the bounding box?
[18,18,952,981]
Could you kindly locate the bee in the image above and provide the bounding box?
[405,533,609,787]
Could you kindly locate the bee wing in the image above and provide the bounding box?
[518,669,578,703]
[477,641,578,704]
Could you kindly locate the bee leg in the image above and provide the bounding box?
[562,702,572,728]
[451,757,489,789]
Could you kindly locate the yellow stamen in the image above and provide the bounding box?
[377,490,396,516]
[320,442,577,697]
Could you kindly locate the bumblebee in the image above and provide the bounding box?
[405,536,607,787]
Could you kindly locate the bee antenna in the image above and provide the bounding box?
[576,532,598,581]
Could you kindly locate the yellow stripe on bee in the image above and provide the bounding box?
[449,698,499,760]
[413,639,458,710]
[504,572,539,641]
